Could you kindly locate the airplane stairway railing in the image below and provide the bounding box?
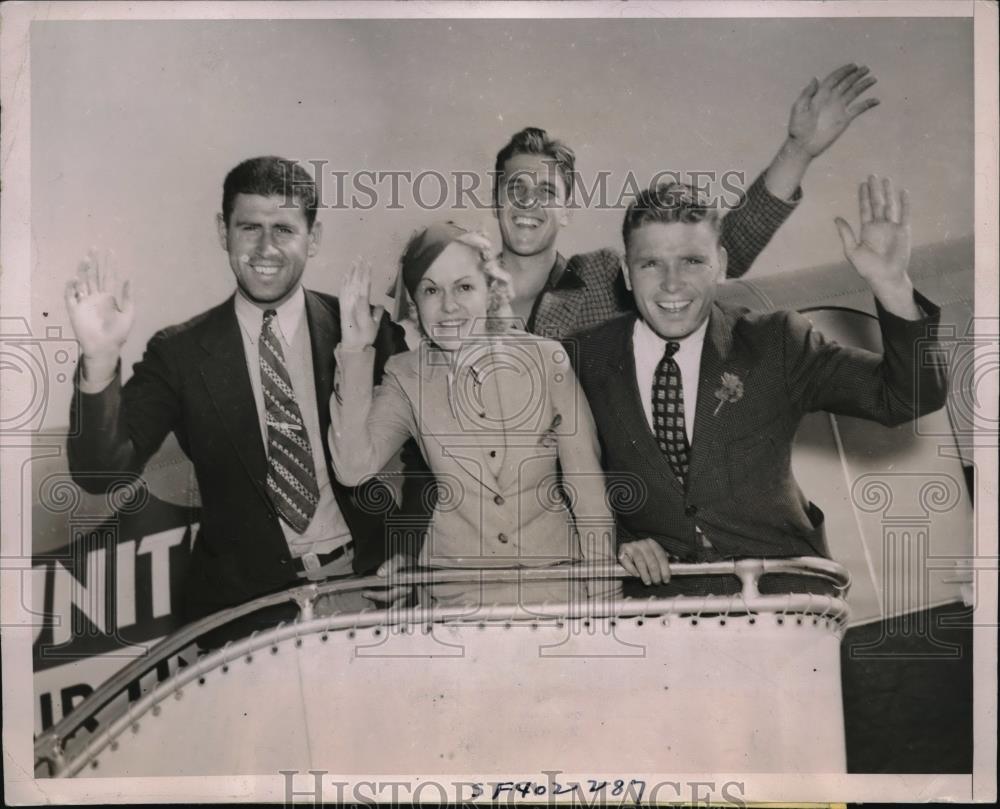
[35,556,850,777]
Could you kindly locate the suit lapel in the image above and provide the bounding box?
[532,283,589,339]
[687,305,750,501]
[304,290,338,463]
[601,316,685,494]
[198,297,270,503]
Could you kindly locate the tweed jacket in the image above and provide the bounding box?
[68,290,409,622]
[571,294,949,562]
[530,173,800,341]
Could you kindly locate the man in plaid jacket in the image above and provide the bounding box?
[385,64,882,583]
[494,64,880,340]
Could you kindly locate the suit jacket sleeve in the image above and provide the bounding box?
[783,290,949,424]
[720,172,801,279]
[371,312,433,560]
[68,331,182,493]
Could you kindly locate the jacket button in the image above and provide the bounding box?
[279,556,289,565]
[498,532,509,544]
[494,494,505,506]
[685,504,698,517]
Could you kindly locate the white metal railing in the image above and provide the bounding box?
[34,556,849,776]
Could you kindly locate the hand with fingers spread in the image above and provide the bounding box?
[789,63,880,158]
[835,175,919,319]
[64,249,135,376]
[618,538,672,586]
[764,63,881,203]
[339,259,386,350]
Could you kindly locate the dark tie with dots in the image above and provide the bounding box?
[260,309,319,533]
[652,341,690,485]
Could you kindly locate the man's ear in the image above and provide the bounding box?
[620,253,632,292]
[216,213,229,252]
[717,244,728,280]
[557,204,572,228]
[308,221,323,257]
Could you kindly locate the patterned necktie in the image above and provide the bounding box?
[652,340,690,485]
[260,309,319,534]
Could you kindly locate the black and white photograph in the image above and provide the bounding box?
[1,1,996,805]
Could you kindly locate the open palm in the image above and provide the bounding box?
[338,259,384,350]
[835,175,911,288]
[789,64,879,158]
[64,251,134,359]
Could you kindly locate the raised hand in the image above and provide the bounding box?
[338,259,385,350]
[789,63,879,158]
[835,175,919,318]
[64,249,135,362]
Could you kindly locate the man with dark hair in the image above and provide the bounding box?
[571,176,948,595]
[65,156,409,634]
[492,64,882,339]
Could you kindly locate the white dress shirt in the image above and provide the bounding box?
[632,316,713,550]
[234,286,353,572]
[633,316,709,445]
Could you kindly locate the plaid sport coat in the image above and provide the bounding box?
[529,173,799,341]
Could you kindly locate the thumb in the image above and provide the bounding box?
[834,217,857,257]
[64,279,79,312]
[372,304,386,325]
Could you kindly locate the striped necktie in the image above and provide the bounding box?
[652,340,690,485]
[260,309,319,533]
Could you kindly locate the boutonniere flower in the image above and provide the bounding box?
[713,372,744,415]
[539,413,562,448]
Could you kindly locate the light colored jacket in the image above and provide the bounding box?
[329,331,617,604]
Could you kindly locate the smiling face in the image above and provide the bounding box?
[495,153,570,258]
[624,220,727,340]
[217,193,321,309]
[413,241,491,351]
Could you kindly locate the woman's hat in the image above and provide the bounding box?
[399,221,471,298]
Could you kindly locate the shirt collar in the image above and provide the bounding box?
[547,252,585,290]
[634,313,710,362]
[234,284,307,344]
[497,251,584,291]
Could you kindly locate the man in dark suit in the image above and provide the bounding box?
[65,156,409,630]
[492,64,881,339]
[571,175,948,596]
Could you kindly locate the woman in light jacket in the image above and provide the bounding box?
[329,222,618,608]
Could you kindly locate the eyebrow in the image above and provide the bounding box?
[420,276,474,287]
[233,216,299,228]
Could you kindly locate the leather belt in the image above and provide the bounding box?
[291,541,354,574]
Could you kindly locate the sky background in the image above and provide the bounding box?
[30,17,973,428]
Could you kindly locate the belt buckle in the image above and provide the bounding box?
[302,552,321,573]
